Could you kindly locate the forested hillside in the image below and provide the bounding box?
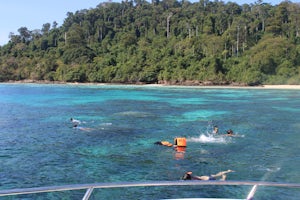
[1,0,300,85]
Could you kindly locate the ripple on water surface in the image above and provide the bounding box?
[0,84,300,199]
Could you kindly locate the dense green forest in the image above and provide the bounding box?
[1,0,300,85]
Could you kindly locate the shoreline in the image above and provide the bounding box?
[1,80,300,89]
[260,85,300,89]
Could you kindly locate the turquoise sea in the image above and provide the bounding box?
[0,83,300,199]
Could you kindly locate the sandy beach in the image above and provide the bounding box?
[2,80,300,89]
[262,85,300,89]
[141,84,300,90]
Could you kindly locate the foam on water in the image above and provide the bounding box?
[187,133,230,144]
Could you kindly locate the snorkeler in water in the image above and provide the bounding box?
[182,170,234,181]
[225,129,234,136]
[154,141,174,147]
[154,137,187,147]
[70,118,81,126]
[213,125,219,134]
[212,126,235,137]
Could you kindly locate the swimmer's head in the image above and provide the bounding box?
[182,172,192,180]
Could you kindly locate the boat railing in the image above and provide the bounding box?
[0,180,300,200]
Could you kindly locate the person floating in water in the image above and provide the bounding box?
[70,118,81,126]
[213,125,219,134]
[182,170,234,181]
[154,141,174,147]
[212,126,235,137]
[155,138,187,160]
[154,137,187,147]
[225,129,234,136]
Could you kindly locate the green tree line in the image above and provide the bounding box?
[1,0,300,85]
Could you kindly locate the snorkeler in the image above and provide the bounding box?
[225,129,234,136]
[154,137,187,147]
[154,141,173,147]
[70,118,81,126]
[213,125,219,134]
[155,139,187,160]
[182,170,234,181]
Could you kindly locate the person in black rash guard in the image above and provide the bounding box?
[182,170,234,181]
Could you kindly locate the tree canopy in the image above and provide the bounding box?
[1,0,300,85]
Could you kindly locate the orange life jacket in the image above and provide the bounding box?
[174,137,187,147]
